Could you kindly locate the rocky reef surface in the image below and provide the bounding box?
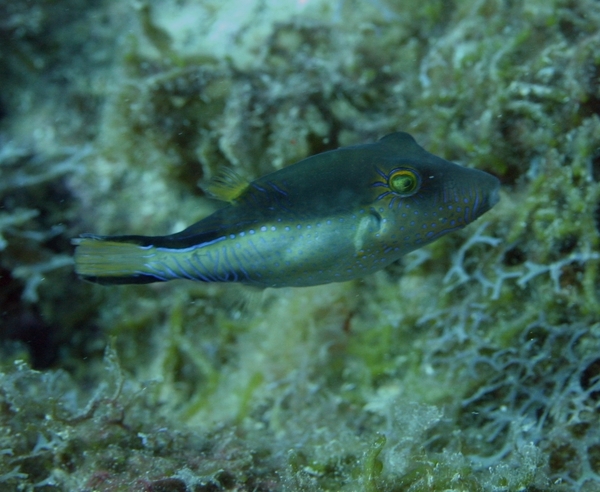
[1,1,600,490]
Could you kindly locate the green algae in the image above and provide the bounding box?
[2,0,600,490]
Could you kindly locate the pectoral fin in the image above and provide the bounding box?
[353,210,382,255]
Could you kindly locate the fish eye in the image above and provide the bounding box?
[389,168,420,196]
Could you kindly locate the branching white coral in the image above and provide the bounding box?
[13,256,73,303]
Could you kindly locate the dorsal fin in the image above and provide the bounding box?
[377,132,430,159]
[204,168,250,203]
[379,132,416,149]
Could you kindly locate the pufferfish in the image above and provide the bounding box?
[74,132,500,287]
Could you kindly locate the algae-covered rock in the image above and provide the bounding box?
[1,0,600,490]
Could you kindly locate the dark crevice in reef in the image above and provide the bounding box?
[591,148,600,183]
[0,267,59,369]
[594,202,600,235]
[502,245,527,266]
[0,168,104,369]
[580,94,600,120]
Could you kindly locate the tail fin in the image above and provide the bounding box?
[73,234,164,285]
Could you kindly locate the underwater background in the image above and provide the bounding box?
[1,0,600,490]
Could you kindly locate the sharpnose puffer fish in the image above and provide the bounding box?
[74,132,500,287]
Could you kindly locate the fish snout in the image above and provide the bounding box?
[481,172,501,212]
[468,171,500,222]
[487,177,501,208]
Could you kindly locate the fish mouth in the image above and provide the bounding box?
[488,180,500,208]
[468,174,501,222]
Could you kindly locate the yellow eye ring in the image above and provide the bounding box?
[389,168,420,196]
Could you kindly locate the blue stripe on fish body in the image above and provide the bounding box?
[73,132,500,287]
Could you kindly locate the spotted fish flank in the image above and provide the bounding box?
[73,132,500,287]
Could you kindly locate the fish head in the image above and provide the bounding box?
[366,132,500,249]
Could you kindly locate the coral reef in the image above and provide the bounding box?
[1,0,600,490]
